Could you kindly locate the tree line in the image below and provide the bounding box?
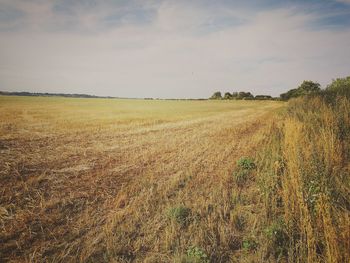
[0,91,115,99]
[210,91,273,100]
[209,76,350,101]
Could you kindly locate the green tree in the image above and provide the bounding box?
[232,92,238,98]
[280,80,321,100]
[210,91,222,99]
[237,91,254,99]
[255,95,272,100]
[280,88,298,100]
[299,80,321,94]
[224,92,233,99]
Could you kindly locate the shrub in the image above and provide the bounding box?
[167,205,191,225]
[326,76,350,94]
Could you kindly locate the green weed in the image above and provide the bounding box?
[167,205,191,225]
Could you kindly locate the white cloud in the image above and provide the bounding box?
[0,1,349,98]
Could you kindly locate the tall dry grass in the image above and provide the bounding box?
[256,94,350,262]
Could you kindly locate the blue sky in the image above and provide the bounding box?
[0,0,350,98]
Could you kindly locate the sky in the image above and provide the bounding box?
[0,0,350,98]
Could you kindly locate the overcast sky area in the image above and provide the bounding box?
[0,0,350,98]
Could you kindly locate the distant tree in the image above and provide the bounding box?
[237,91,254,100]
[280,88,298,100]
[280,80,321,100]
[232,92,238,98]
[245,92,254,99]
[224,92,233,99]
[237,92,245,99]
[210,91,222,99]
[255,95,272,100]
[299,80,321,94]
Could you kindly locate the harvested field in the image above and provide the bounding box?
[0,96,283,262]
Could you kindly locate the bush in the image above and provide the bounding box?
[326,76,350,94]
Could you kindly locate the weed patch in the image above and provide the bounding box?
[233,157,256,187]
[242,237,258,252]
[237,157,256,170]
[167,205,191,226]
[264,220,289,259]
[185,246,209,263]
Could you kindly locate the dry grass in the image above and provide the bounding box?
[0,96,283,262]
[255,95,350,263]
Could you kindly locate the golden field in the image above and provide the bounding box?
[0,96,283,262]
[1,94,349,263]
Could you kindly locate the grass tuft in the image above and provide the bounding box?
[167,205,191,225]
